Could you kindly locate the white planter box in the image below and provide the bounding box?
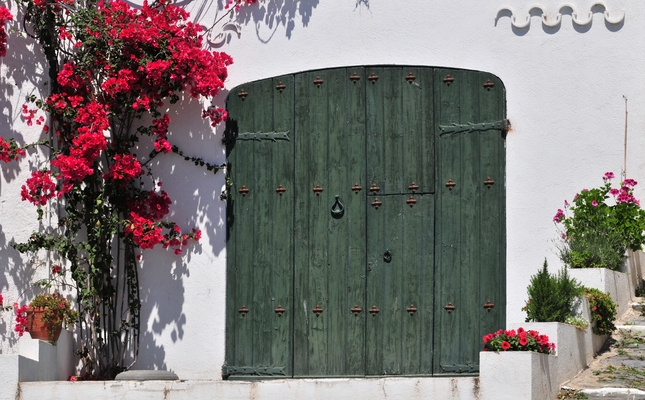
[568,267,630,319]
[480,351,556,400]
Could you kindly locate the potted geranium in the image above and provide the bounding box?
[14,292,79,343]
[483,327,555,354]
[554,172,645,270]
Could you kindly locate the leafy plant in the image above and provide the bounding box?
[483,327,555,354]
[565,315,589,331]
[555,172,645,270]
[557,389,588,399]
[523,259,583,323]
[0,0,257,378]
[14,292,79,342]
[585,287,617,335]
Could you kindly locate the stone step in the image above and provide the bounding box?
[578,388,645,400]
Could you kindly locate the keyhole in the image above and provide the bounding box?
[383,249,392,263]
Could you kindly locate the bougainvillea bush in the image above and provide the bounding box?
[554,172,645,270]
[483,327,555,355]
[585,288,617,335]
[0,0,253,378]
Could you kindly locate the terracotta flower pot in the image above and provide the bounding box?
[26,307,62,343]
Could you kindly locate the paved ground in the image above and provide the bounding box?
[559,299,645,399]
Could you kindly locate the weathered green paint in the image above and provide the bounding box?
[366,194,434,375]
[433,69,506,375]
[225,66,505,379]
[225,75,295,377]
[293,68,367,376]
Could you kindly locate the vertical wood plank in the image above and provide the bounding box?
[271,74,295,375]
[478,73,506,354]
[326,69,347,375]
[456,71,481,370]
[226,81,258,371]
[400,194,434,374]
[366,67,385,194]
[251,79,275,369]
[294,69,341,376]
[434,68,462,374]
[344,67,367,376]
[293,71,309,375]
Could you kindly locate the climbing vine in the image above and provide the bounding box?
[0,0,254,378]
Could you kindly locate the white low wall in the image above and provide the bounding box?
[7,260,642,400]
[480,351,555,400]
[18,330,75,382]
[19,377,482,400]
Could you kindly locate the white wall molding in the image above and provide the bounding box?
[497,3,625,29]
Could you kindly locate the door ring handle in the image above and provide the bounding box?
[331,195,344,219]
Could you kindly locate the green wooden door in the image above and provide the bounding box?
[224,66,506,379]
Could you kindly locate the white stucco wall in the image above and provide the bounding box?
[1,0,644,381]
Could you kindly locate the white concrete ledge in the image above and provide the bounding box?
[19,377,483,400]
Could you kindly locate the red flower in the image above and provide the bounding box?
[519,337,528,346]
[501,341,511,350]
[21,170,60,205]
[104,153,143,184]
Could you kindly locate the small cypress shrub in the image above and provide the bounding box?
[523,259,583,322]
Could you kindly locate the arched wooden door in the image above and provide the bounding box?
[223,66,506,379]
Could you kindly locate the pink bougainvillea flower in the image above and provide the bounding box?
[610,188,619,196]
[592,200,598,207]
[603,172,615,181]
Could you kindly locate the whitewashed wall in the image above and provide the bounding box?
[1,0,643,380]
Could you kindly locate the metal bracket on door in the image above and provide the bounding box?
[236,131,291,141]
[439,119,510,135]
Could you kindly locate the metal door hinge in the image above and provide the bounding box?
[235,131,290,141]
[223,365,287,377]
[439,119,510,135]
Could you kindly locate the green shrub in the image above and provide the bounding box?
[585,288,617,335]
[524,259,584,323]
[559,228,625,270]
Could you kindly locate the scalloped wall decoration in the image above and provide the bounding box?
[496,3,624,29]
[207,22,242,48]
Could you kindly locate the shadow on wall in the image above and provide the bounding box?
[189,0,367,45]
[0,6,50,352]
[0,7,50,188]
[133,94,226,370]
